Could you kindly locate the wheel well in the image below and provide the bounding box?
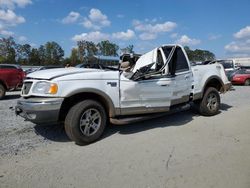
[204,78,223,94]
[59,92,111,122]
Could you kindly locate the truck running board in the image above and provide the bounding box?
[110,104,190,125]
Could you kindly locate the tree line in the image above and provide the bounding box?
[0,37,215,66]
[184,46,215,62]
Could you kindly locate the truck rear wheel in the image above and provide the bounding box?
[196,87,220,116]
[64,100,107,144]
[0,84,6,100]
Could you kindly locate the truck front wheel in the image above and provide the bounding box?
[0,84,6,100]
[64,100,107,144]
[195,87,220,116]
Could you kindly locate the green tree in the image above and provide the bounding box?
[121,45,134,54]
[16,44,31,65]
[29,48,41,65]
[43,41,64,65]
[184,46,215,62]
[0,37,17,64]
[62,57,71,67]
[77,40,98,62]
[77,41,86,62]
[38,45,46,65]
[97,40,119,56]
[70,48,80,66]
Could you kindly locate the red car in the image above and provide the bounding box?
[0,64,25,99]
[231,69,250,85]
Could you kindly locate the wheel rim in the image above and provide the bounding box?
[206,93,218,112]
[79,108,101,136]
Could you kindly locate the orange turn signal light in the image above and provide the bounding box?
[48,83,58,94]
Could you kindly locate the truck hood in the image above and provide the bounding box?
[26,68,105,80]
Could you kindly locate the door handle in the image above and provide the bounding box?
[185,75,190,80]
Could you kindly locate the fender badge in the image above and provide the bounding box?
[107,82,117,87]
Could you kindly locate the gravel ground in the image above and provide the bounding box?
[0,91,67,156]
[0,86,250,188]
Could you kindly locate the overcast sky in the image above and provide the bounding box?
[0,0,250,58]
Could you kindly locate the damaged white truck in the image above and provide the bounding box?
[15,44,231,144]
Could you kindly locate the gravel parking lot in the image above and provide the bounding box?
[0,86,250,188]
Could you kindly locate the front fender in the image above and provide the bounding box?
[65,88,119,117]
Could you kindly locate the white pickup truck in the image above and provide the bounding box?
[15,44,231,144]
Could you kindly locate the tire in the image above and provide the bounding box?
[0,84,6,100]
[244,79,250,86]
[64,100,107,144]
[196,87,220,116]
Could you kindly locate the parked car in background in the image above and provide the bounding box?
[225,68,240,81]
[231,69,250,85]
[218,60,236,71]
[211,59,250,70]
[228,57,250,68]
[0,64,25,99]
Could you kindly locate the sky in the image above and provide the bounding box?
[0,0,250,58]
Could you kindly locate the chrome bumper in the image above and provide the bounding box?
[15,97,64,125]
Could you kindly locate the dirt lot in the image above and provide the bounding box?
[0,86,250,188]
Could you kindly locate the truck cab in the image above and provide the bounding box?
[119,45,193,115]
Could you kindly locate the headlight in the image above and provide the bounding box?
[32,82,58,94]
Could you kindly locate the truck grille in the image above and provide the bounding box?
[22,82,33,95]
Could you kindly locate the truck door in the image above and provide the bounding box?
[119,73,142,115]
[166,46,193,105]
[138,76,173,111]
[138,49,173,111]
[120,74,174,115]
[119,49,174,115]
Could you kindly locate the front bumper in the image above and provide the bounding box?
[15,97,64,125]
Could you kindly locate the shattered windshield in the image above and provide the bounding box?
[132,46,175,73]
[128,45,176,80]
[130,63,155,80]
[132,49,156,73]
